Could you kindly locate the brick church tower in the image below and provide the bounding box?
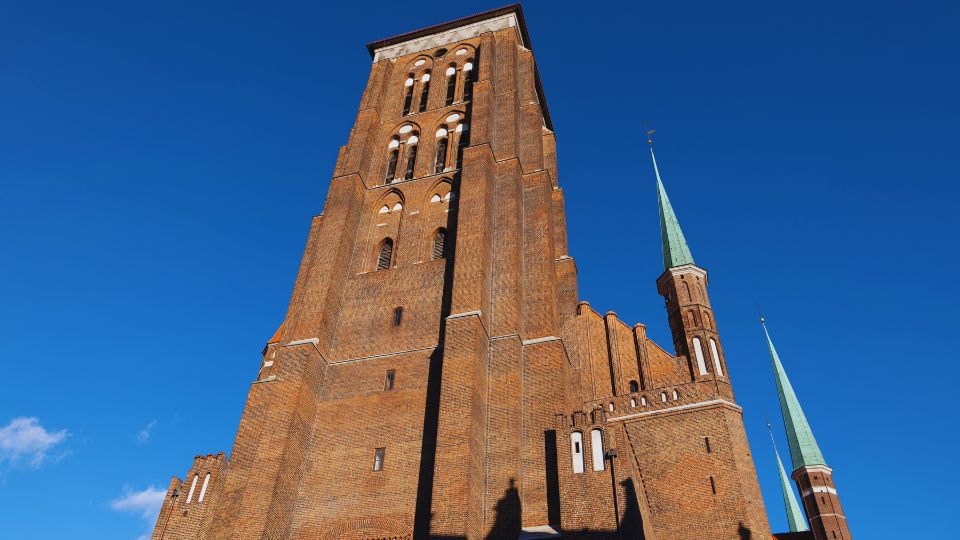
[151,5,845,539]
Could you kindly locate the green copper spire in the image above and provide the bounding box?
[769,421,809,532]
[650,142,695,270]
[762,319,826,470]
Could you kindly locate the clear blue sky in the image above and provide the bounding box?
[1,1,956,538]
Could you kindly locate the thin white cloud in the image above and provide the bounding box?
[0,417,69,467]
[110,485,166,521]
[135,420,157,444]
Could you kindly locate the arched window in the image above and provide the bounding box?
[672,389,679,401]
[198,473,211,502]
[709,338,724,377]
[661,392,668,403]
[640,396,647,406]
[630,398,637,408]
[434,127,448,173]
[433,228,446,260]
[692,337,708,375]
[628,380,639,393]
[186,474,198,503]
[418,71,431,112]
[570,432,584,474]
[377,238,394,271]
[590,429,605,471]
[404,141,418,180]
[402,75,414,115]
[462,61,474,101]
[444,65,457,106]
[384,148,399,183]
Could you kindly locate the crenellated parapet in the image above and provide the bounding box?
[152,453,228,540]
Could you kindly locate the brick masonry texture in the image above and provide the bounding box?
[149,6,836,540]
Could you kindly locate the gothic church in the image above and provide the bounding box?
[151,5,851,539]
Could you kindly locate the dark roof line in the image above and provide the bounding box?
[365,4,553,131]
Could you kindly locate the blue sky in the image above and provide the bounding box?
[1,1,956,538]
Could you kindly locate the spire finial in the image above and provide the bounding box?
[763,318,827,471]
[649,131,695,270]
[767,415,809,532]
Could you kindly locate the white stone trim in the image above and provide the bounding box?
[522,336,560,346]
[801,486,838,497]
[285,338,319,347]
[447,310,482,320]
[372,12,523,62]
[606,399,740,422]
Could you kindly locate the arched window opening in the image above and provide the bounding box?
[384,149,399,184]
[433,228,447,260]
[672,389,679,401]
[444,65,457,106]
[590,429,605,471]
[462,61,474,102]
[404,142,418,180]
[434,128,448,173]
[570,432,584,474]
[198,473,211,502]
[709,338,724,377]
[402,75,414,116]
[186,474,198,503]
[608,402,614,412]
[377,239,394,271]
[630,398,637,408]
[384,369,395,390]
[628,380,639,393]
[692,337,708,375]
[418,71,431,112]
[640,396,648,406]
[661,392,668,403]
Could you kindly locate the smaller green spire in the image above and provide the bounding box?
[762,319,827,470]
[769,421,809,532]
[650,143,695,270]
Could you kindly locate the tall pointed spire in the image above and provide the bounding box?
[768,420,809,532]
[649,135,695,270]
[762,318,826,470]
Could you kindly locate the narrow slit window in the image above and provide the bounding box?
[418,72,431,112]
[570,432,584,474]
[709,338,724,377]
[404,143,418,180]
[435,136,448,173]
[709,476,717,494]
[693,337,708,375]
[402,76,414,115]
[444,66,457,106]
[462,61,474,101]
[384,149,399,183]
[384,369,395,390]
[433,228,446,260]
[704,437,712,453]
[590,429,605,471]
[393,307,403,326]
[186,474,198,503]
[377,239,394,271]
[198,473,211,502]
[373,448,385,471]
